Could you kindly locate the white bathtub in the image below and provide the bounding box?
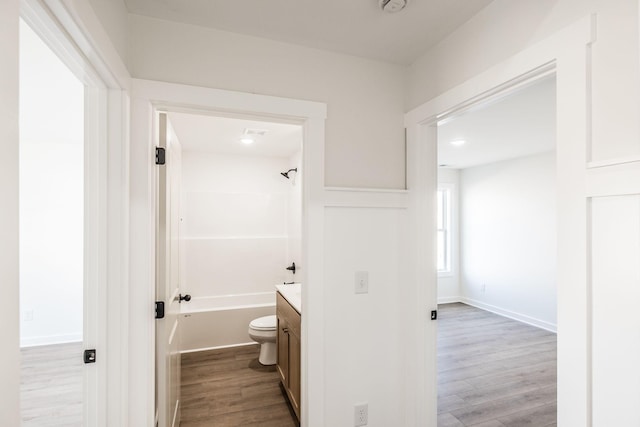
[179,292,275,353]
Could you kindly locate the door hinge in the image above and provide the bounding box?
[431,310,438,320]
[155,301,165,319]
[84,349,96,364]
[155,147,166,165]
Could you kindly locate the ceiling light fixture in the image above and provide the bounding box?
[239,128,268,145]
[379,0,407,13]
[449,139,466,147]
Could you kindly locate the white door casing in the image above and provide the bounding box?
[156,112,182,427]
[17,1,131,425]
[405,16,595,426]
[130,79,326,426]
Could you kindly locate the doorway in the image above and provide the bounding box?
[19,17,85,425]
[130,79,326,426]
[435,76,558,425]
[155,109,304,426]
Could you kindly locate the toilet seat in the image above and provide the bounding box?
[249,315,276,331]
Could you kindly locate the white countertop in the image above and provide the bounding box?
[276,283,302,314]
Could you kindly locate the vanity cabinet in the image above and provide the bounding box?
[276,291,301,420]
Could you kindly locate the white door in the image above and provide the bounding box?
[156,112,182,427]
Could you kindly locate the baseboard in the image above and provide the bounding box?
[438,296,462,304]
[460,297,557,333]
[20,333,82,348]
[180,341,258,354]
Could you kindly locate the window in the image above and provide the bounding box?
[437,186,452,273]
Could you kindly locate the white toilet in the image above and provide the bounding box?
[248,315,277,365]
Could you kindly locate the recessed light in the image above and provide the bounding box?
[240,136,254,145]
[449,139,466,147]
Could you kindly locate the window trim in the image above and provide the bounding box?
[437,183,454,277]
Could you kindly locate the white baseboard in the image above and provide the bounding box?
[20,333,82,348]
[179,341,258,354]
[438,296,462,304]
[460,297,557,333]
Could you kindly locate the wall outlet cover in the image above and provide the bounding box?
[354,403,368,426]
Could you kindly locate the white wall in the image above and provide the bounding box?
[0,0,21,424]
[129,14,406,189]
[19,20,84,346]
[460,152,557,330]
[407,0,640,163]
[181,151,298,297]
[591,195,640,426]
[87,0,129,69]
[437,168,460,302]
[323,206,408,426]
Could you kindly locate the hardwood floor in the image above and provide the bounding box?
[438,303,557,427]
[19,306,554,427]
[181,344,299,427]
[21,342,83,427]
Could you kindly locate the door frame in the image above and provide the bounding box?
[404,15,595,425]
[129,78,327,426]
[15,0,130,425]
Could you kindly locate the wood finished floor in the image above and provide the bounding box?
[21,342,83,427]
[180,344,299,427]
[19,305,555,427]
[438,303,557,427]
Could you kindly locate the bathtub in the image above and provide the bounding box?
[179,292,275,353]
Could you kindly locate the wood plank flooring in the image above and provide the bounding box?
[21,342,83,427]
[438,303,557,427]
[180,344,299,427]
[19,305,554,427]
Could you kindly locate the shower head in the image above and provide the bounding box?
[281,168,297,179]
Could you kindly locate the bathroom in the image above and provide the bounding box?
[165,111,303,425]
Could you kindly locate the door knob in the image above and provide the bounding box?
[178,294,191,303]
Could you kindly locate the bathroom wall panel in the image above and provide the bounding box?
[184,237,288,297]
[591,195,640,426]
[183,191,288,238]
[181,151,290,194]
[323,206,407,427]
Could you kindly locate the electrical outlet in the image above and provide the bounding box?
[481,283,486,293]
[354,403,368,426]
[23,309,34,322]
[355,271,369,294]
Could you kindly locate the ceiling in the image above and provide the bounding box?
[438,76,556,169]
[124,0,494,65]
[167,112,302,157]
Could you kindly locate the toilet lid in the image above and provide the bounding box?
[250,315,277,331]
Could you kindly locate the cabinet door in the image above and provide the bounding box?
[288,330,301,418]
[277,315,289,385]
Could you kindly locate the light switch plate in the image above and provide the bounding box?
[355,271,369,294]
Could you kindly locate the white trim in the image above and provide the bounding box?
[587,156,640,169]
[179,342,258,354]
[460,298,558,333]
[324,186,409,193]
[324,187,410,208]
[20,335,83,348]
[404,15,595,426]
[130,79,326,427]
[19,2,131,425]
[437,297,461,305]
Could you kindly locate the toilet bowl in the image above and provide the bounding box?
[248,315,277,365]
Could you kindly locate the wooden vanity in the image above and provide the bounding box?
[276,288,301,420]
